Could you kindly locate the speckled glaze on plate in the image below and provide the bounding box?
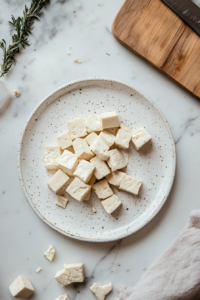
[18,78,176,242]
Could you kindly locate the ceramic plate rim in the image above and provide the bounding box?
[17,78,176,242]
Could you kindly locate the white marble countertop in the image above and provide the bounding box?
[0,0,200,299]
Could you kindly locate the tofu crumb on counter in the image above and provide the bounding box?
[90,282,112,300]
[36,267,43,273]
[9,275,34,299]
[44,245,56,261]
[55,263,85,287]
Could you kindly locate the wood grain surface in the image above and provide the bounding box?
[112,0,200,98]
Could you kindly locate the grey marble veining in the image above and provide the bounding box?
[0,0,200,299]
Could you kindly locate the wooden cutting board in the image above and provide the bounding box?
[112,0,200,98]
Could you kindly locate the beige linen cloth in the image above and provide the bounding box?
[114,210,200,300]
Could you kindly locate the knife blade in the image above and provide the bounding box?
[161,0,200,36]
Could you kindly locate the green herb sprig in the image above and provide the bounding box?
[0,0,49,78]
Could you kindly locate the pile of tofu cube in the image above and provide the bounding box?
[44,112,151,215]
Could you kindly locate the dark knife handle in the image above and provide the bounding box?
[161,0,200,36]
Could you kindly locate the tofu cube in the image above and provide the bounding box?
[85,115,102,132]
[131,128,151,150]
[55,269,70,287]
[107,149,127,171]
[63,263,85,283]
[99,130,115,147]
[97,150,110,161]
[47,169,70,194]
[58,150,79,175]
[90,283,112,300]
[85,132,99,146]
[93,179,113,199]
[90,157,111,180]
[106,171,126,187]
[73,159,95,183]
[55,294,71,300]
[100,112,119,129]
[101,195,122,214]
[44,245,56,261]
[66,177,91,201]
[119,174,142,195]
[90,137,109,156]
[57,131,72,150]
[44,146,62,170]
[67,118,87,140]
[115,125,131,149]
[73,138,94,160]
[9,276,34,299]
[56,195,69,208]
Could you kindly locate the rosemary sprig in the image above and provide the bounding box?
[0,0,49,78]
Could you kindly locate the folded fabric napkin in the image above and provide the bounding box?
[114,210,200,300]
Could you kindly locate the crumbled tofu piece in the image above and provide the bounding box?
[97,150,110,161]
[44,245,56,261]
[115,125,131,149]
[107,149,127,171]
[9,276,34,299]
[48,169,70,194]
[84,190,91,201]
[93,179,113,199]
[119,174,142,195]
[63,263,85,283]
[73,138,94,160]
[74,58,81,63]
[14,90,20,97]
[106,171,126,187]
[55,294,71,300]
[90,157,111,180]
[85,132,99,146]
[73,159,95,183]
[67,118,87,139]
[90,137,109,156]
[55,269,70,287]
[85,115,102,132]
[36,267,42,273]
[131,128,151,150]
[99,130,115,147]
[44,146,62,170]
[92,206,97,213]
[67,52,70,55]
[90,283,112,300]
[101,195,122,214]
[56,195,69,208]
[66,177,91,201]
[100,112,119,129]
[57,131,73,150]
[58,150,79,175]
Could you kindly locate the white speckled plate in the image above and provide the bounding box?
[18,78,176,242]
